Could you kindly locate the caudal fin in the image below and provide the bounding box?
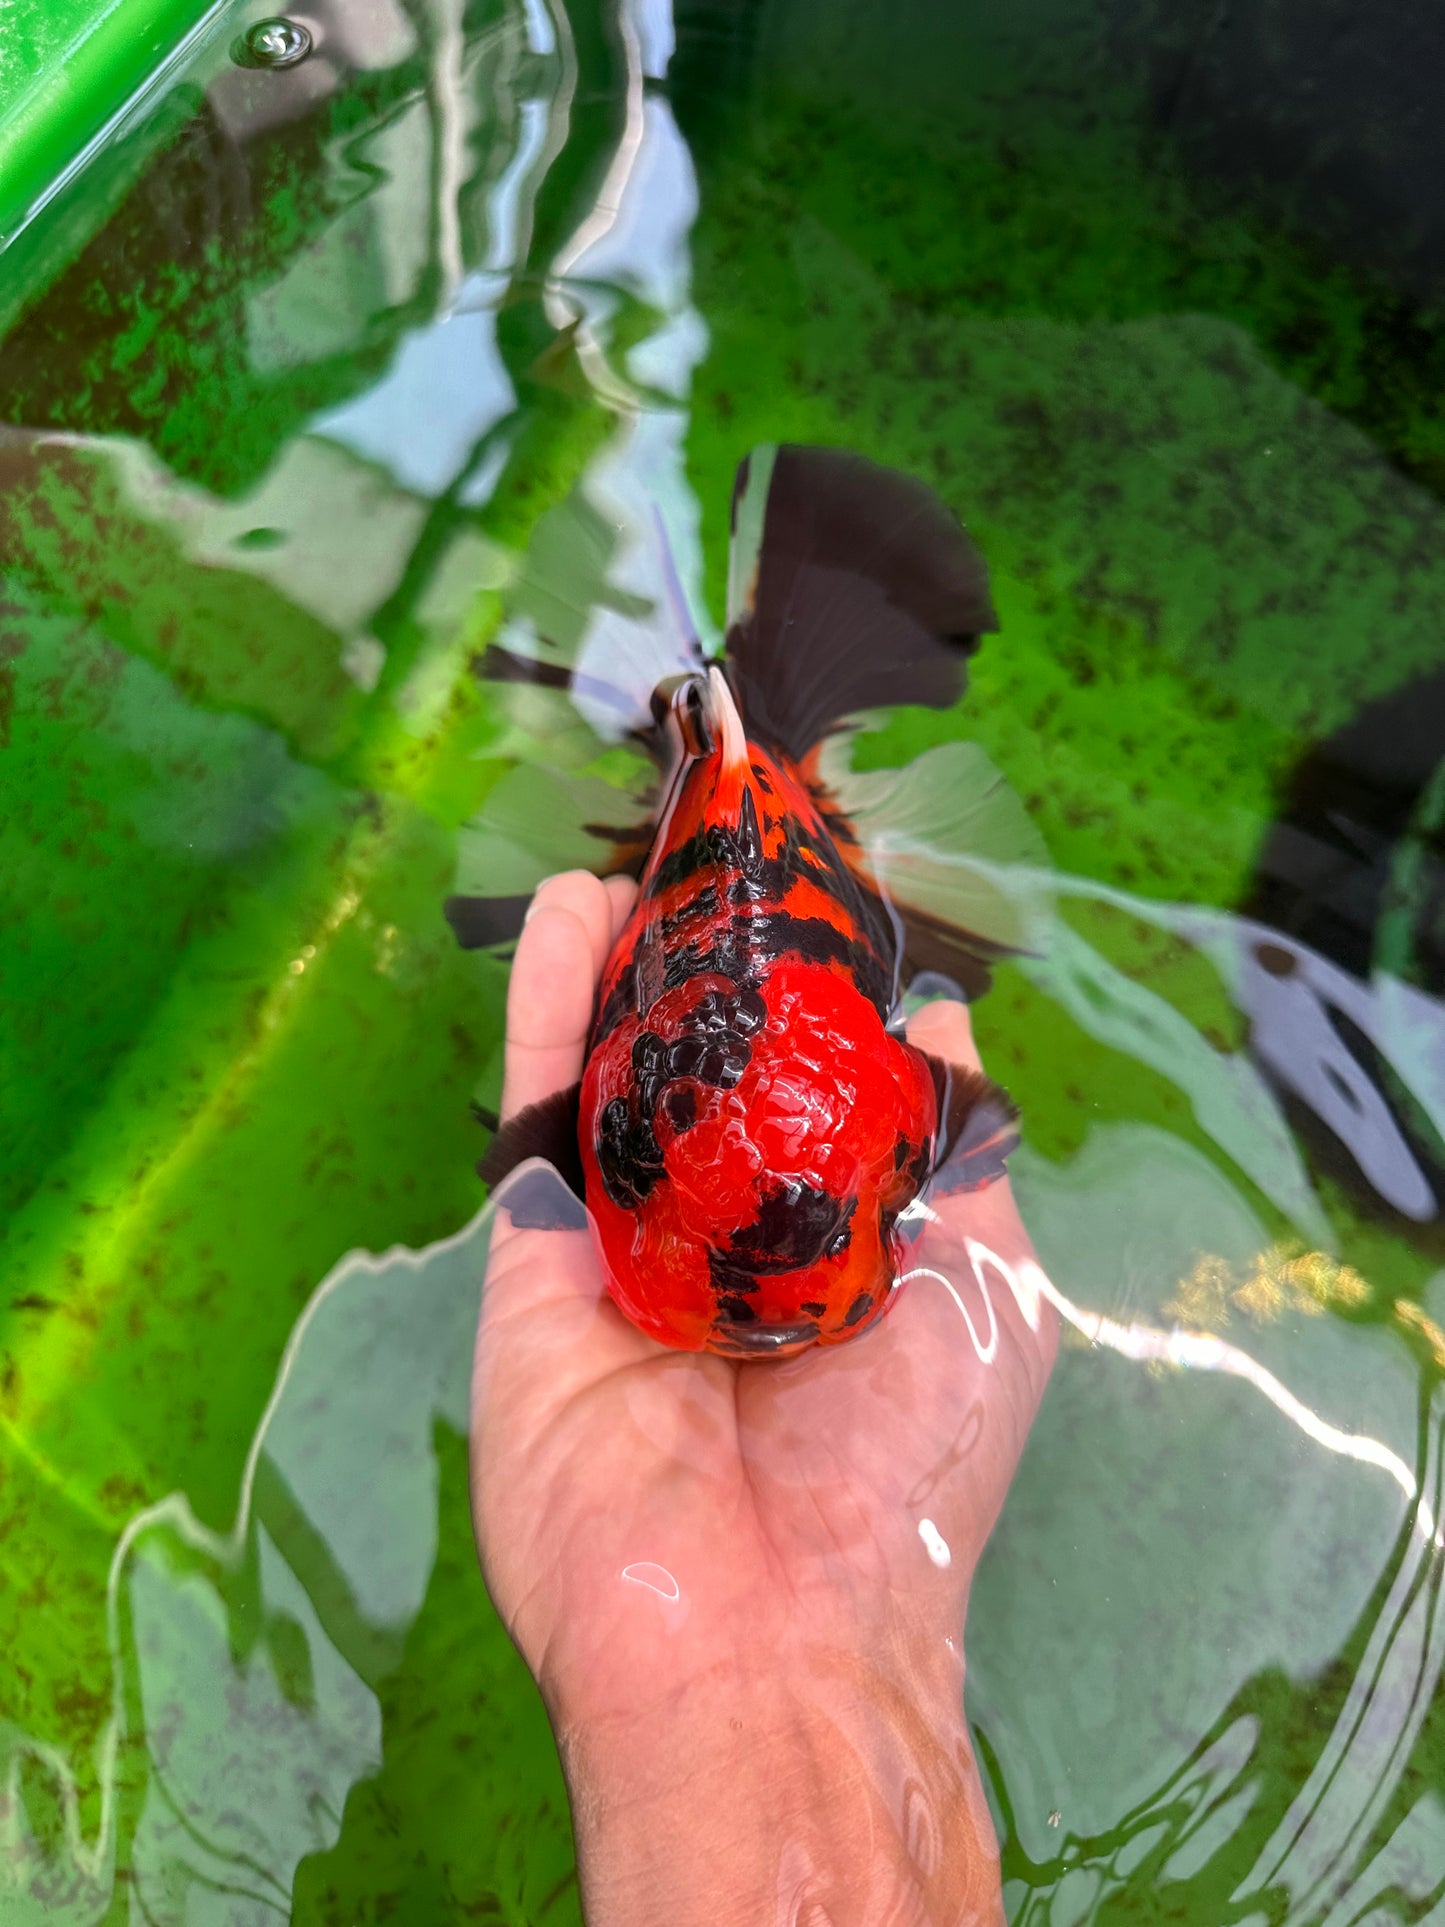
[723,445,997,760]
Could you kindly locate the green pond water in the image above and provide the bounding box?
[2,0,1444,1920]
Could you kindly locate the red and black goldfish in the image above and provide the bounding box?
[450,445,1026,1357]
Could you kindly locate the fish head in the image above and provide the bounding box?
[580,959,939,1356]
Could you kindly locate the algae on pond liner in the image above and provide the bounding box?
[1,0,1444,1919]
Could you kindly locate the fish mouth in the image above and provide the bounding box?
[711,1318,818,1357]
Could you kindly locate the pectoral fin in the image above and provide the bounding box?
[919,1054,1019,1192]
[478,1083,585,1200]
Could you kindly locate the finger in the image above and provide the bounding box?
[531,868,617,976]
[501,871,614,1120]
[901,1003,1059,1378]
[603,873,639,945]
[905,997,983,1073]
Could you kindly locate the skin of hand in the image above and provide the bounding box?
[471,871,1058,1926]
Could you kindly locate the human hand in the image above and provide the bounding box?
[470,870,1058,1925]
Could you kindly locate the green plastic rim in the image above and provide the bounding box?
[0,0,223,251]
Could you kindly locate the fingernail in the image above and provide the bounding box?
[524,869,596,924]
[523,874,559,924]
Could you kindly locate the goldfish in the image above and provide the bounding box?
[450,445,1028,1357]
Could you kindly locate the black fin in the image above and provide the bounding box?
[724,445,997,761]
[473,644,575,690]
[920,1055,1020,1192]
[896,906,1012,1002]
[474,641,668,748]
[445,894,533,950]
[479,1084,585,1199]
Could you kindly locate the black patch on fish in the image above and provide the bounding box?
[716,1295,758,1323]
[597,907,891,1041]
[670,985,763,1088]
[660,883,719,935]
[687,983,767,1036]
[647,821,738,897]
[662,1034,706,1079]
[595,1094,665,1208]
[800,1300,827,1316]
[592,967,637,1045]
[659,1030,750,1089]
[756,912,891,1011]
[842,1292,875,1328]
[658,924,756,992]
[478,1084,585,1198]
[737,786,765,876]
[709,1257,762,1295]
[695,1039,750,1088]
[726,1184,855,1274]
[892,1132,913,1171]
[751,761,774,791]
[632,1030,669,1119]
[734,811,900,982]
[720,812,837,902]
[602,982,769,1191]
[691,912,870,990]
[633,931,666,1016]
[647,782,797,902]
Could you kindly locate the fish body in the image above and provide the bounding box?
[466,445,1026,1358]
[581,682,939,1353]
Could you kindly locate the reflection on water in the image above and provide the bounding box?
[2,0,1445,1918]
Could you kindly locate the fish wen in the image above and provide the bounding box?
[449,445,1046,1357]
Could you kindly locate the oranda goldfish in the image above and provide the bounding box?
[450,445,1025,1357]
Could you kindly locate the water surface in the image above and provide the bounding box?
[2,0,1443,1919]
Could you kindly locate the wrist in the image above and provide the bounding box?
[553,1635,1001,1927]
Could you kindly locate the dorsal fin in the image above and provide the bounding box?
[723,445,997,761]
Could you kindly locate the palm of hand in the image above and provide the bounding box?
[470,875,1057,1734]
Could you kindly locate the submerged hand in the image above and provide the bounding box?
[470,871,1057,1926]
